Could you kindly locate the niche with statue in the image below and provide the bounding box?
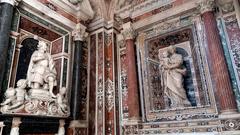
[0,41,69,117]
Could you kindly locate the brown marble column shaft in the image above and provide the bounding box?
[126,38,140,119]
[202,10,237,112]
[122,22,140,119]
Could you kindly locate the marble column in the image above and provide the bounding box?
[198,0,237,113]
[122,22,140,120]
[0,0,20,90]
[70,23,88,120]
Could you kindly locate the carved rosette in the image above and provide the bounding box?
[197,0,215,14]
[72,23,88,41]
[121,22,136,40]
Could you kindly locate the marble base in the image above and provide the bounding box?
[28,89,51,100]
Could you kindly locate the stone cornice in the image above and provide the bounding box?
[197,0,215,14]
[116,0,175,19]
[121,22,136,40]
[72,23,88,41]
[49,0,94,21]
[0,0,21,6]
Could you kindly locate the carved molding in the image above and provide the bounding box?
[72,23,88,41]
[121,22,136,40]
[197,0,215,14]
[116,0,175,19]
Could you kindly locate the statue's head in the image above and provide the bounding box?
[168,45,176,54]
[5,88,15,97]
[38,41,48,52]
[17,79,27,88]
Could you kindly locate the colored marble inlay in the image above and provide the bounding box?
[64,34,69,53]
[97,32,104,135]
[20,17,61,41]
[119,50,129,119]
[224,16,240,108]
[19,8,68,35]
[88,34,96,135]
[62,58,68,87]
[51,37,63,54]
[11,9,20,32]
[82,44,88,66]
[79,68,88,120]
[54,58,62,91]
[2,38,16,91]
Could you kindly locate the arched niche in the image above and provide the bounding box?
[15,38,39,85]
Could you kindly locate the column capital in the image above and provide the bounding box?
[121,22,136,40]
[197,0,215,14]
[0,0,21,6]
[72,23,88,41]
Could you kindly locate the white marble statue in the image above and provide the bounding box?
[1,40,69,117]
[27,41,57,98]
[159,46,191,108]
[0,88,16,112]
[1,79,27,112]
[9,79,27,110]
[56,87,68,114]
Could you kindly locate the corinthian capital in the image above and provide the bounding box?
[0,0,22,6]
[197,0,215,14]
[121,22,136,40]
[72,23,88,41]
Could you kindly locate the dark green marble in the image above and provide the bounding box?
[217,19,240,111]
[0,3,14,92]
[64,34,69,53]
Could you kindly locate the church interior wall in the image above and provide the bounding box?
[1,0,240,135]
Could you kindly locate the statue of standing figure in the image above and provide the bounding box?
[27,41,57,98]
[159,46,191,108]
[1,40,69,116]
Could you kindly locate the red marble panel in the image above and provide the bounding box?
[20,17,61,41]
[54,58,62,92]
[51,38,63,55]
[88,34,96,135]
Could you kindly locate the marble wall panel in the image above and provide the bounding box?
[51,37,63,55]
[20,17,61,41]
[88,34,96,135]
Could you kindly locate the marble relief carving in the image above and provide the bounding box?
[0,41,69,117]
[137,23,216,121]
